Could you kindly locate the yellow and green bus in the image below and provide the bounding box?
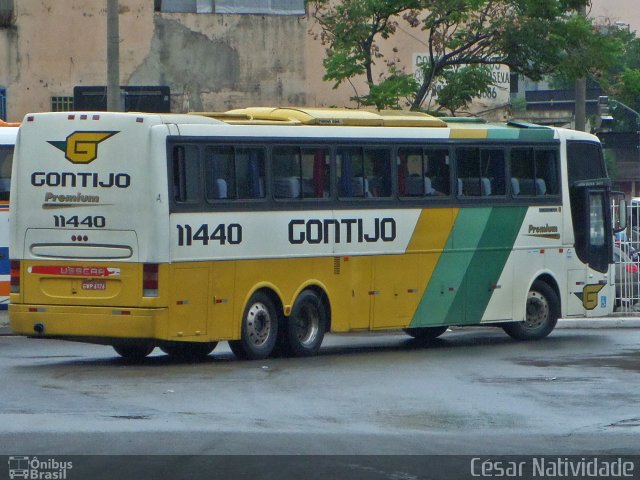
[8,108,624,360]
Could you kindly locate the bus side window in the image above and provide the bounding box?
[273,146,302,199]
[172,145,201,203]
[365,148,391,197]
[456,148,480,196]
[511,148,558,197]
[301,147,330,199]
[482,149,505,196]
[0,146,12,201]
[236,147,265,199]
[205,146,235,201]
[535,150,559,195]
[337,147,362,198]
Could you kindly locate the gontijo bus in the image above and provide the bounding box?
[9,108,624,360]
[0,120,19,310]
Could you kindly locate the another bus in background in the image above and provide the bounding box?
[0,120,18,310]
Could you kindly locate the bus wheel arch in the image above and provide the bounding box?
[229,288,281,360]
[503,276,560,341]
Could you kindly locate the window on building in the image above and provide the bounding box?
[155,0,305,15]
[51,96,74,112]
[0,0,13,27]
[0,87,6,121]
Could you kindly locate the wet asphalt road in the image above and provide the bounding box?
[1,327,639,457]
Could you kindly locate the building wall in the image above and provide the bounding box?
[0,0,316,121]
[590,0,640,33]
[0,1,637,122]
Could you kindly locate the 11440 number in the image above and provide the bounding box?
[176,223,242,246]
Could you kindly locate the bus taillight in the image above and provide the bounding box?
[143,263,159,297]
[10,260,20,294]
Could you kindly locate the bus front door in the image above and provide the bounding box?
[568,186,613,316]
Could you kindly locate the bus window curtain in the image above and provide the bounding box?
[208,151,220,198]
[313,150,325,198]
[340,151,353,197]
[248,150,261,198]
[398,153,408,196]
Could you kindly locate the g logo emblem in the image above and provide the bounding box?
[48,131,118,164]
[582,284,605,310]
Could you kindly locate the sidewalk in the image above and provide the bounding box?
[1,310,639,336]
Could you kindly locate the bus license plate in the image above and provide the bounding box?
[82,279,107,291]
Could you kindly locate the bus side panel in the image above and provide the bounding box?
[208,260,236,340]
[167,264,209,339]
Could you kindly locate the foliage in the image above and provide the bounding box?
[588,26,640,131]
[311,0,618,112]
[436,66,494,115]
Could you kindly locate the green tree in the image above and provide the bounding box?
[311,0,620,112]
[605,28,640,130]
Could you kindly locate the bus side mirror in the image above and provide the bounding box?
[612,193,627,233]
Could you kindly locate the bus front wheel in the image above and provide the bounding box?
[229,291,279,360]
[503,280,559,340]
[112,344,155,360]
[282,290,327,357]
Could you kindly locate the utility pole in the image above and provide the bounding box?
[574,3,587,131]
[107,0,121,111]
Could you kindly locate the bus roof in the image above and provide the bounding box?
[193,107,448,127]
[188,107,567,141]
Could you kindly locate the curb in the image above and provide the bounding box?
[2,318,640,337]
[557,317,640,328]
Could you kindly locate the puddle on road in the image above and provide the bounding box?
[477,376,600,384]
[514,350,640,373]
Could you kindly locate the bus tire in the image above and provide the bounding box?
[284,290,327,357]
[229,291,279,360]
[403,325,448,340]
[160,342,217,359]
[503,280,559,340]
[113,344,154,360]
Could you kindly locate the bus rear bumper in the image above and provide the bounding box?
[9,304,169,341]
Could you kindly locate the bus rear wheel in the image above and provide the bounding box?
[112,344,154,360]
[160,342,217,359]
[503,280,559,340]
[282,290,327,357]
[403,325,448,340]
[229,291,279,360]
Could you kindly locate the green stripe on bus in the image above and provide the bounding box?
[410,208,492,327]
[409,206,528,328]
[459,206,528,324]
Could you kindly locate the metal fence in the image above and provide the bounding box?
[614,201,640,312]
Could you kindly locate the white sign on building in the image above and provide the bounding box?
[412,53,511,110]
